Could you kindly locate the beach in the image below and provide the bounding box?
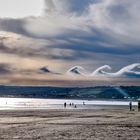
[0,107,140,140]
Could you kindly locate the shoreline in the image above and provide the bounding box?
[0,97,138,111]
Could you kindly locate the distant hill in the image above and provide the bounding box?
[0,85,140,100]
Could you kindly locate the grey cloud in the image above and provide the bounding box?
[0,0,140,55]
[39,66,61,75]
[0,18,28,35]
[44,0,101,15]
[0,35,81,61]
[0,31,139,73]
[45,0,56,13]
[0,63,13,74]
[0,0,139,70]
[0,37,37,57]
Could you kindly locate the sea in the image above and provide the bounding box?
[0,98,138,110]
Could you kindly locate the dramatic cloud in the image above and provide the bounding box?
[66,66,86,76]
[0,0,140,85]
[39,66,61,75]
[0,0,140,55]
[67,63,140,78]
[91,65,111,76]
[39,66,51,73]
[112,63,140,78]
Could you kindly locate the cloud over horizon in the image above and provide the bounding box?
[0,0,140,85]
[66,63,140,78]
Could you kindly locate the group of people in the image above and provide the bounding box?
[129,101,140,111]
[64,101,140,111]
[64,102,85,109]
[64,102,77,108]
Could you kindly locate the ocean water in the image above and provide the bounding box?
[0,98,138,110]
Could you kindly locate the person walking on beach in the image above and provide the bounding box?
[83,102,85,105]
[64,102,67,108]
[129,101,132,111]
[138,101,140,111]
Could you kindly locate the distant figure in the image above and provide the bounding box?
[83,102,85,105]
[69,103,71,106]
[129,101,132,111]
[138,101,140,111]
[74,105,77,108]
[72,103,74,106]
[64,102,67,108]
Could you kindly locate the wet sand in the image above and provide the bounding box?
[0,108,140,140]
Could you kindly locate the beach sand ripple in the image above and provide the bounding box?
[0,108,140,140]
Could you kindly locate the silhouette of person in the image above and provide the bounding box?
[138,101,140,111]
[129,101,132,111]
[64,102,67,108]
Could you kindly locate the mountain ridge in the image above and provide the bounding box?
[0,85,139,100]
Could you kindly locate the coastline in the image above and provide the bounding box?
[0,98,138,110]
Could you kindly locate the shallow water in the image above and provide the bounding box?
[0,98,138,110]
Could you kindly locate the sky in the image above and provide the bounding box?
[0,0,43,18]
[0,0,140,86]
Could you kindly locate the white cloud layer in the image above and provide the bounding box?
[67,63,140,78]
[23,0,140,46]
